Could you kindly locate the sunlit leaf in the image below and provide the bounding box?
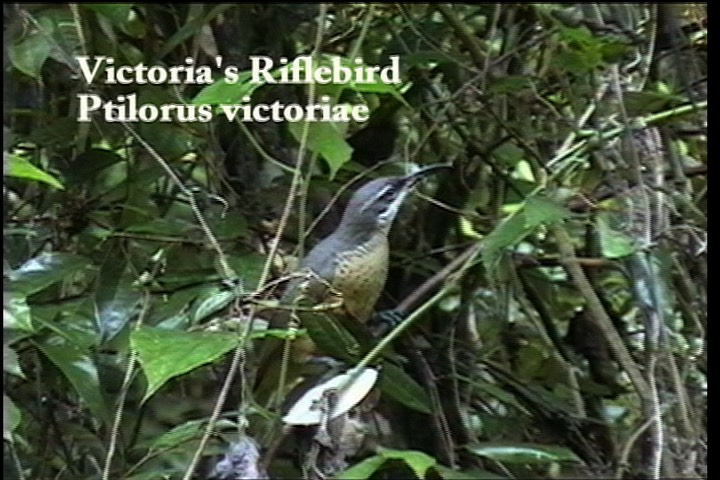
[131,326,239,402]
[8,253,90,296]
[3,292,33,332]
[335,455,386,480]
[93,255,140,342]
[524,196,571,227]
[597,215,637,259]
[6,154,64,189]
[3,345,25,379]
[466,442,582,464]
[288,120,353,179]
[192,71,256,105]
[377,448,436,479]
[36,342,109,423]
[3,395,21,442]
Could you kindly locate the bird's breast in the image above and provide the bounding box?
[331,234,389,323]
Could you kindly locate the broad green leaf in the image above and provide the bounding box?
[377,448,436,479]
[8,253,90,296]
[8,32,52,78]
[488,75,532,94]
[4,292,33,332]
[3,395,21,442]
[192,71,256,105]
[596,215,637,259]
[288,120,353,178]
[457,375,528,414]
[524,196,570,227]
[482,212,530,271]
[6,154,64,190]
[466,442,582,464]
[131,326,239,402]
[125,218,196,236]
[336,454,387,479]
[226,253,266,291]
[83,4,133,23]
[300,312,360,363]
[36,342,109,423]
[93,255,140,342]
[64,149,125,185]
[192,288,238,323]
[3,345,25,379]
[141,418,236,451]
[493,143,525,168]
[379,363,432,414]
[434,465,508,479]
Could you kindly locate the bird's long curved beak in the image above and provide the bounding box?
[402,163,452,188]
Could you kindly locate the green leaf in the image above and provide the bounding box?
[300,312,360,362]
[488,75,532,94]
[65,149,125,185]
[3,395,21,442]
[434,465,508,479]
[378,448,436,479]
[8,32,52,78]
[493,143,525,168]
[131,326,239,402]
[482,212,530,271]
[596,215,637,259]
[192,287,238,323]
[379,363,432,414]
[140,418,235,451]
[6,154,65,189]
[192,70,256,105]
[8,252,90,296]
[83,4,134,23]
[288,121,353,179]
[226,253,266,291]
[3,292,33,332]
[36,342,109,423]
[336,455,387,479]
[93,253,140,342]
[466,442,582,464]
[524,196,571,227]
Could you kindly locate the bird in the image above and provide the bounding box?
[254,164,449,407]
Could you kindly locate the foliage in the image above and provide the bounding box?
[3,3,706,480]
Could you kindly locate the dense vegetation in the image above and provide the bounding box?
[4,4,706,479]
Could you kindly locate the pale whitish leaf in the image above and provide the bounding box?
[8,252,89,296]
[193,288,237,323]
[466,442,582,464]
[3,395,21,442]
[131,327,239,402]
[4,292,33,332]
[3,344,25,379]
[283,367,378,426]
